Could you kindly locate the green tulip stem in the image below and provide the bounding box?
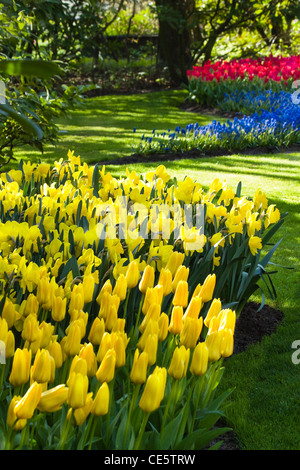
[123,383,141,449]
[134,411,150,450]
[132,293,144,341]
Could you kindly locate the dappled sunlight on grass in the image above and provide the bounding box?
[13,90,223,166]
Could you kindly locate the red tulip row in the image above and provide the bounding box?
[187,55,300,84]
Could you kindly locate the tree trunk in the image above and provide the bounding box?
[156,0,195,86]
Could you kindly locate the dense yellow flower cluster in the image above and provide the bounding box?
[0,151,281,449]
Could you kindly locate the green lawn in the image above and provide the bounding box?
[14,89,222,166]
[10,89,300,450]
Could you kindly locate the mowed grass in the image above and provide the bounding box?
[13,89,223,166]
[8,89,300,450]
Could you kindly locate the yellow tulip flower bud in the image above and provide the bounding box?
[205,331,222,362]
[96,348,116,383]
[143,333,158,366]
[82,274,95,304]
[112,334,126,368]
[220,329,234,358]
[79,343,98,377]
[38,384,69,412]
[199,274,216,303]
[139,265,155,294]
[168,345,190,380]
[5,330,15,358]
[204,298,222,328]
[218,309,236,334]
[158,268,173,296]
[31,348,55,384]
[168,306,183,335]
[9,348,32,387]
[47,339,63,369]
[183,296,203,321]
[139,366,167,413]
[180,316,203,349]
[91,382,110,416]
[14,381,43,419]
[2,298,17,329]
[63,322,82,357]
[130,349,148,384]
[165,252,185,278]
[88,317,105,346]
[36,278,51,308]
[207,315,221,335]
[71,393,93,426]
[23,293,39,317]
[67,356,88,382]
[173,280,189,308]
[67,372,89,409]
[38,321,55,349]
[190,342,208,376]
[125,260,140,289]
[0,317,8,341]
[139,303,161,333]
[96,279,112,305]
[52,296,67,322]
[7,396,27,431]
[158,312,169,342]
[21,313,41,343]
[137,319,159,351]
[68,284,85,315]
[97,332,113,363]
[172,265,189,293]
[112,274,127,301]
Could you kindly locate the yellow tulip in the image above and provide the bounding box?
[157,268,173,296]
[165,251,185,278]
[130,349,148,384]
[205,331,222,362]
[199,274,216,303]
[172,280,189,308]
[9,348,32,387]
[21,313,41,343]
[91,382,110,416]
[38,384,69,412]
[204,298,222,328]
[168,306,183,335]
[82,274,95,303]
[168,345,190,380]
[63,322,82,357]
[143,333,158,366]
[158,312,169,342]
[183,296,203,321]
[31,348,56,384]
[172,265,189,293]
[7,396,27,431]
[88,317,105,346]
[139,366,166,413]
[180,316,203,349]
[112,274,127,301]
[220,329,234,358]
[190,342,208,376]
[67,372,89,409]
[51,296,67,322]
[79,343,98,377]
[139,265,155,294]
[14,381,43,419]
[71,393,93,426]
[125,260,140,289]
[96,348,116,383]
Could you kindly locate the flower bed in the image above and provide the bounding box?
[0,152,284,449]
[186,55,300,107]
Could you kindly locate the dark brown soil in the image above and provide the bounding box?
[215,300,284,450]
